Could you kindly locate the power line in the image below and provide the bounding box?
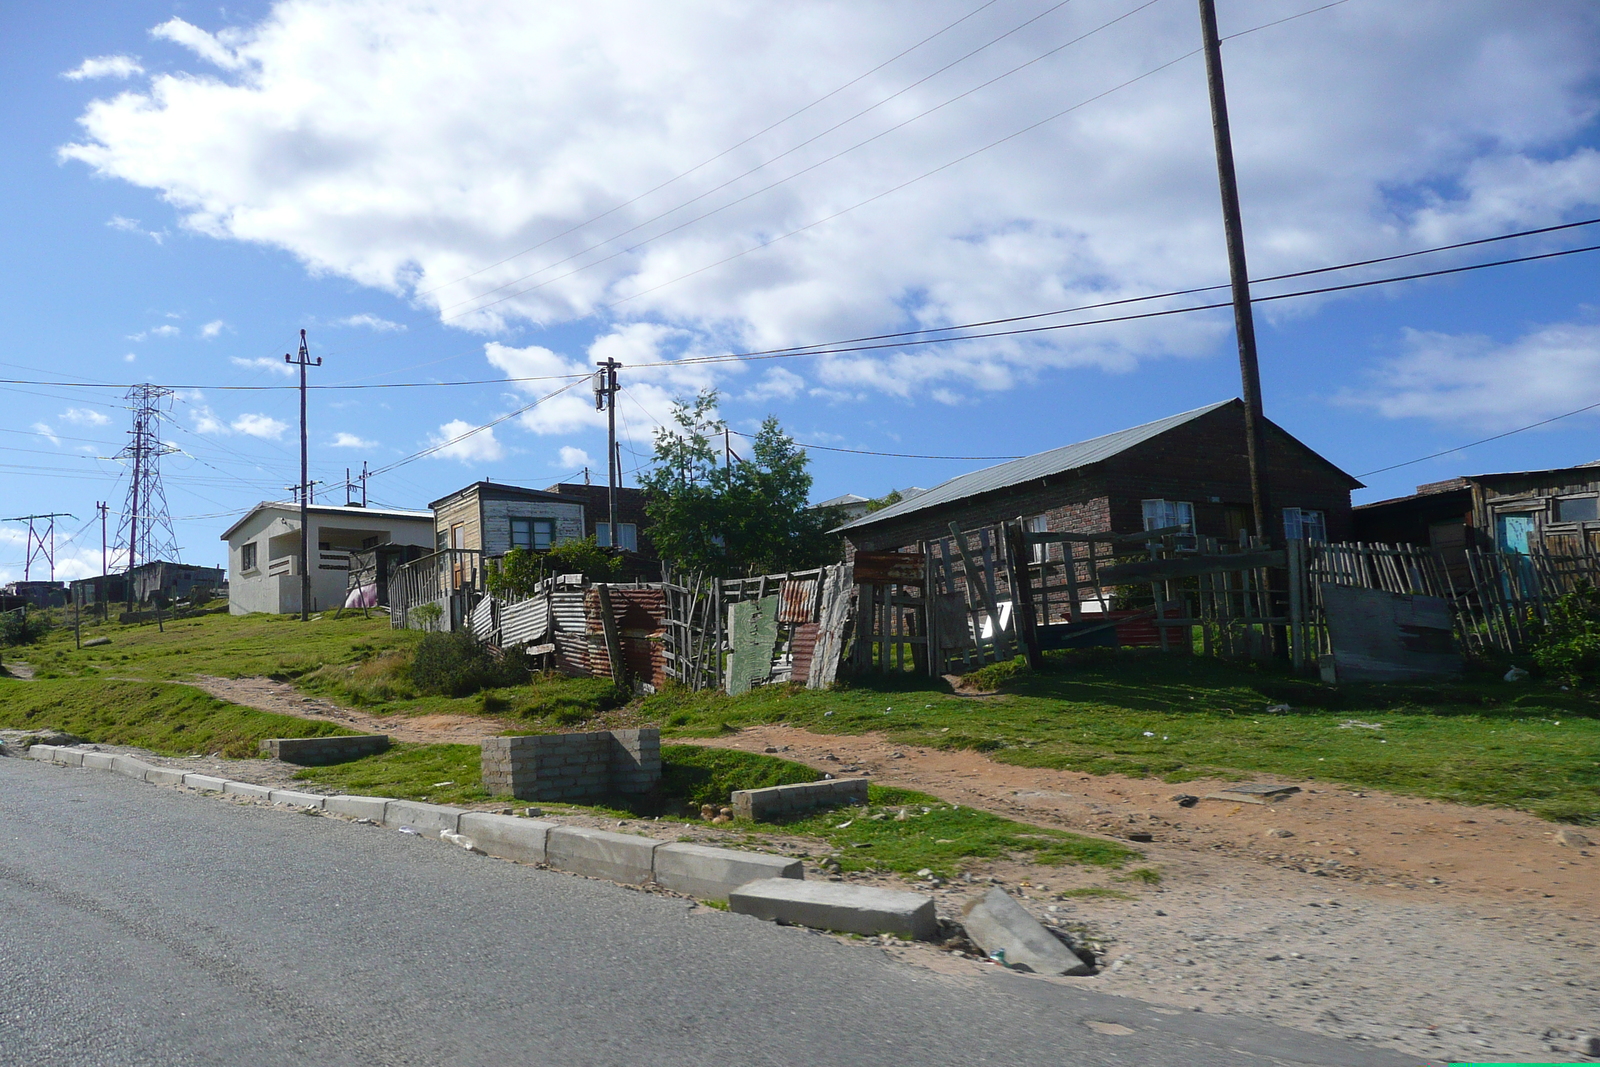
[1357,400,1600,480]
[728,427,1020,461]
[366,377,588,477]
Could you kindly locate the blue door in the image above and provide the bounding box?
[1496,513,1536,554]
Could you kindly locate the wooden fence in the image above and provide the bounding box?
[389,548,486,631]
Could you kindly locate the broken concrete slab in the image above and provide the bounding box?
[960,887,1092,975]
[545,825,660,884]
[728,878,937,940]
[458,812,556,865]
[324,795,388,821]
[382,800,466,836]
[653,843,802,901]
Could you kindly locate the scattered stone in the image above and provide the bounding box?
[915,868,934,878]
[1172,794,1199,807]
[960,887,1092,976]
[711,815,731,825]
[522,807,544,817]
[1554,828,1591,848]
[1265,703,1292,714]
[1127,832,1154,842]
[81,636,110,648]
[1265,828,1295,839]
[0,729,86,755]
[763,746,778,753]
[890,752,905,759]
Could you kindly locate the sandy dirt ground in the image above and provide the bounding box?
[47,675,1600,1063]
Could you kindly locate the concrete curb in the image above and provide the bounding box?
[20,744,830,905]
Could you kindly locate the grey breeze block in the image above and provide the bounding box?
[458,813,557,865]
[260,734,390,765]
[728,879,938,941]
[480,729,660,802]
[732,778,870,821]
[545,825,660,884]
[960,887,1091,976]
[652,843,803,901]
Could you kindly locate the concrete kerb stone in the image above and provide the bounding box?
[546,825,660,884]
[382,800,466,836]
[325,795,388,822]
[26,745,58,762]
[223,781,274,800]
[733,778,870,821]
[268,789,327,809]
[111,756,154,781]
[143,765,186,787]
[653,843,803,901]
[960,886,1093,976]
[458,812,555,865]
[55,749,87,768]
[728,879,938,941]
[82,752,116,771]
[184,774,228,792]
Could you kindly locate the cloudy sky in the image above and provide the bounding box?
[2,0,1598,581]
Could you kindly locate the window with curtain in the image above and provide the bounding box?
[1141,499,1194,532]
[1282,507,1327,542]
[596,522,638,551]
[241,542,257,570]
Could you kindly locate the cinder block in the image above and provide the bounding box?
[653,844,803,901]
[223,780,273,800]
[143,765,186,786]
[325,795,387,821]
[81,752,116,771]
[733,778,869,821]
[458,813,556,865]
[382,800,466,835]
[728,879,937,940]
[260,734,389,765]
[269,789,326,808]
[184,774,228,792]
[111,756,153,780]
[546,826,660,884]
[960,887,1091,975]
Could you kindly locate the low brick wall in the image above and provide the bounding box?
[481,728,660,801]
[260,735,390,765]
[732,778,869,821]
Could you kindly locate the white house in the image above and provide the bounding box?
[221,502,434,615]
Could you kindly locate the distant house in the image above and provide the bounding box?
[813,488,927,524]
[540,482,651,554]
[2,580,66,609]
[1352,462,1600,572]
[835,399,1361,553]
[221,502,434,615]
[126,561,224,606]
[429,482,586,558]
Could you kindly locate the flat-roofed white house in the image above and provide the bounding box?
[221,502,434,615]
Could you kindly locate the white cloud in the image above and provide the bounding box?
[190,402,227,434]
[60,1,1600,403]
[128,323,180,341]
[1347,320,1600,431]
[201,319,228,339]
[331,431,378,449]
[64,55,144,81]
[740,368,805,402]
[60,408,111,426]
[557,445,591,469]
[32,423,60,446]
[336,313,405,332]
[107,215,165,243]
[229,356,296,377]
[231,413,288,438]
[428,419,504,462]
[123,352,137,362]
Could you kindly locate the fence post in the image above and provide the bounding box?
[1004,521,1043,669]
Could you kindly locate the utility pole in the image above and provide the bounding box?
[286,329,321,621]
[1198,0,1271,544]
[360,461,369,507]
[594,358,620,547]
[4,514,74,582]
[114,384,181,610]
[97,501,108,614]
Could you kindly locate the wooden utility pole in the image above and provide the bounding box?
[1198,0,1271,544]
[594,358,621,547]
[286,329,321,621]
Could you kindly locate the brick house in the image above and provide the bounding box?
[834,399,1361,553]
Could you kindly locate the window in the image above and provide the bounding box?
[1025,514,1050,563]
[361,535,381,549]
[1282,507,1327,542]
[511,517,556,551]
[449,523,465,550]
[1556,496,1599,524]
[240,542,258,571]
[596,522,638,551]
[1142,499,1194,533]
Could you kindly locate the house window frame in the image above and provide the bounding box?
[596,521,638,551]
[1553,494,1600,525]
[1282,507,1328,543]
[1142,499,1196,548]
[240,541,258,572]
[1025,514,1050,563]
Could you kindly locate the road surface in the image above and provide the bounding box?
[0,757,1429,1067]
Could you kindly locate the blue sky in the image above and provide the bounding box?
[2,0,1598,580]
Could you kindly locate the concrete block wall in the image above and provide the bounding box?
[481,728,660,801]
[260,734,390,765]
[732,777,869,821]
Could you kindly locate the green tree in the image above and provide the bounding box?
[484,536,621,597]
[641,390,844,575]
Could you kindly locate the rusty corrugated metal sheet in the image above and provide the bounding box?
[777,576,819,623]
[789,621,820,685]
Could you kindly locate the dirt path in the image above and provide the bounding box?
[184,678,1600,1062]
[188,675,514,746]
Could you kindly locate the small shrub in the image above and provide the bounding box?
[1530,583,1600,687]
[0,610,52,646]
[408,631,530,697]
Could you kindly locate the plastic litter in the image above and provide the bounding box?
[1504,667,1530,682]
[397,826,421,835]
[440,830,484,853]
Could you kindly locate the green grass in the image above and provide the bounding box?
[0,678,355,757]
[641,649,1600,824]
[291,742,491,806]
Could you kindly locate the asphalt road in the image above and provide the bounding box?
[0,757,1431,1067]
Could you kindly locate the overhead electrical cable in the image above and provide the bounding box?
[365,378,588,477]
[1357,400,1600,479]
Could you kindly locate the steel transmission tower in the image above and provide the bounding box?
[114,385,182,597]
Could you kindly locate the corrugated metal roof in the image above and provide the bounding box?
[834,399,1237,533]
